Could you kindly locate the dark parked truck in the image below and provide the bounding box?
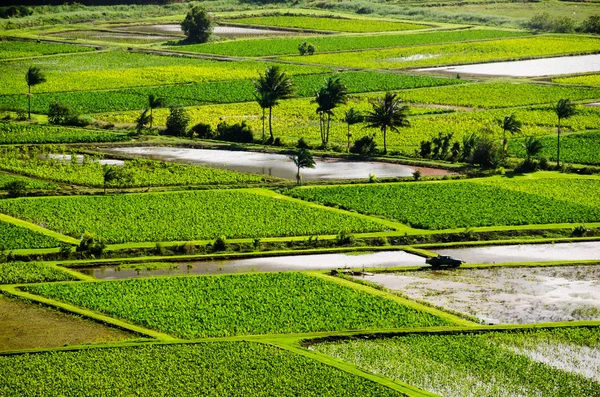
[426,255,463,269]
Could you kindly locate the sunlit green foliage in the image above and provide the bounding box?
[510,131,600,165]
[170,29,528,57]
[0,147,277,187]
[314,327,600,397]
[0,72,459,114]
[554,74,600,87]
[225,15,428,33]
[0,262,75,284]
[0,40,93,59]
[278,36,600,69]
[0,172,57,190]
[289,176,600,229]
[28,272,450,338]
[0,190,385,243]
[0,123,129,144]
[0,221,60,250]
[0,342,404,396]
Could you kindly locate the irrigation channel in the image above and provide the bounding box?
[76,251,424,280]
[76,241,600,280]
[104,146,450,180]
[418,53,600,77]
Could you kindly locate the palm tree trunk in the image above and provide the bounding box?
[557,118,561,167]
[326,113,331,146]
[347,124,351,153]
[269,107,273,141]
[28,85,31,120]
[319,112,325,146]
[297,164,301,186]
[503,128,507,157]
[383,126,387,155]
[261,108,265,145]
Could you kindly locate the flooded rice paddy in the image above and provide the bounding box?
[362,265,600,324]
[76,250,424,280]
[418,54,600,77]
[105,146,450,180]
[41,154,124,166]
[116,24,302,37]
[434,241,600,264]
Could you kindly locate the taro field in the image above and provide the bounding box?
[2,4,600,396]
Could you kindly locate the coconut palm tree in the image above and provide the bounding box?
[25,66,46,120]
[289,148,315,185]
[102,165,118,194]
[148,94,165,129]
[499,114,522,156]
[365,92,410,154]
[136,108,152,134]
[344,108,362,152]
[254,90,271,145]
[555,98,576,167]
[313,76,348,147]
[522,136,544,160]
[253,66,295,142]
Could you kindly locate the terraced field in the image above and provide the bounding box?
[0,220,60,250]
[0,122,129,144]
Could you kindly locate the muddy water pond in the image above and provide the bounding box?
[361,265,600,324]
[434,241,600,264]
[117,24,301,37]
[418,54,600,77]
[41,154,124,166]
[105,146,450,180]
[76,250,424,280]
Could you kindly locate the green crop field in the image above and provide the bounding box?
[0,148,277,187]
[0,172,57,191]
[0,122,129,145]
[170,29,528,57]
[400,83,600,109]
[0,51,330,95]
[0,220,60,250]
[101,99,600,152]
[0,342,403,396]
[288,175,600,229]
[278,35,600,69]
[0,71,459,114]
[554,74,600,87]
[314,327,600,397]
[0,40,94,60]
[0,262,75,284]
[510,131,600,165]
[0,190,385,243]
[27,272,450,338]
[224,15,429,33]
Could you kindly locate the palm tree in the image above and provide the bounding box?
[522,136,543,160]
[313,76,348,147]
[344,108,362,152]
[253,66,295,142]
[365,92,410,154]
[25,66,46,120]
[499,114,522,156]
[148,94,165,129]
[555,98,576,167]
[102,165,118,194]
[289,148,315,185]
[254,90,272,144]
[136,108,152,134]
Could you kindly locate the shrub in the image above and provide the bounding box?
[164,106,190,137]
[539,156,550,170]
[6,180,26,197]
[350,135,377,156]
[572,224,590,237]
[76,232,106,258]
[216,121,254,143]
[336,230,356,246]
[469,136,502,168]
[48,102,83,126]
[515,158,539,173]
[213,236,227,252]
[190,122,214,139]
[0,6,32,19]
[581,15,600,34]
[297,137,311,149]
[412,169,421,181]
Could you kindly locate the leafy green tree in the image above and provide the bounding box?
[365,92,410,154]
[582,15,600,34]
[289,148,315,185]
[253,66,295,142]
[313,76,348,147]
[522,136,544,160]
[25,66,46,120]
[555,98,576,167]
[181,6,213,43]
[344,108,363,153]
[135,108,151,134]
[165,106,191,136]
[148,94,165,129]
[499,114,522,156]
[469,136,502,168]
